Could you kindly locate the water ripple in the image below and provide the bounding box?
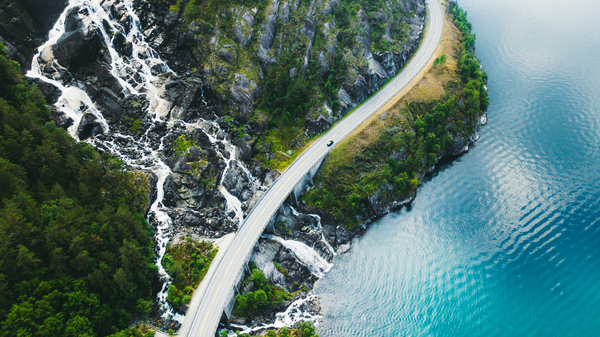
[314,0,600,334]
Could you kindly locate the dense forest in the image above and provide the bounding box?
[0,43,157,336]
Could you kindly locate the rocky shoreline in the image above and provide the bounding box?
[224,108,487,333]
[219,113,487,334]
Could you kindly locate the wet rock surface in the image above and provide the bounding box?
[53,6,106,72]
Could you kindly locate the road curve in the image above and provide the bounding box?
[183,0,444,336]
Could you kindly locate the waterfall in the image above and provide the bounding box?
[288,205,321,228]
[218,144,245,224]
[25,0,263,326]
[321,233,337,257]
[90,127,182,322]
[229,294,322,335]
[269,236,332,278]
[182,106,256,228]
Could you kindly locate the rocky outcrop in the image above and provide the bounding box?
[230,73,260,120]
[53,6,106,72]
[77,113,104,140]
[233,8,256,48]
[257,0,280,65]
[250,238,311,287]
[0,0,67,71]
[330,3,425,116]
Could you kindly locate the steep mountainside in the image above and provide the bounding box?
[301,2,488,230]
[135,0,427,168]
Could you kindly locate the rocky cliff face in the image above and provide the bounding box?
[19,1,286,325]
[5,0,428,247]
[134,0,426,151]
[0,0,67,71]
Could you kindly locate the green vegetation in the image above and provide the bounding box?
[233,267,292,317]
[432,53,447,68]
[163,236,217,311]
[107,326,155,337]
[274,262,290,277]
[123,116,142,134]
[275,219,293,234]
[231,321,319,337]
[0,43,157,336]
[302,5,488,228]
[253,0,412,169]
[173,134,199,156]
[171,0,418,169]
[172,135,217,189]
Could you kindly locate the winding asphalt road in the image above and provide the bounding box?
[181,0,444,336]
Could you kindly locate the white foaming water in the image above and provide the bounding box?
[188,117,247,224]
[92,130,180,320]
[25,0,259,324]
[183,115,255,227]
[321,233,337,257]
[27,0,172,139]
[218,143,245,224]
[269,236,332,278]
[285,206,335,256]
[220,187,244,224]
[229,294,322,335]
[310,214,322,228]
[288,205,322,228]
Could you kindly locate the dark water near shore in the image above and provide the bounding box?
[314,0,600,335]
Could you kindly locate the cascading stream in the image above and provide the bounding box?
[182,113,256,227]
[228,294,323,335]
[27,0,172,138]
[26,0,182,322]
[218,145,245,224]
[26,0,259,321]
[269,236,333,278]
[94,130,183,322]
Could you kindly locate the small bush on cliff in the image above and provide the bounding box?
[173,134,199,156]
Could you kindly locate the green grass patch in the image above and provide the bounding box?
[164,236,218,311]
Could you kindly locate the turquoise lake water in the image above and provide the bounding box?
[314,0,600,335]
